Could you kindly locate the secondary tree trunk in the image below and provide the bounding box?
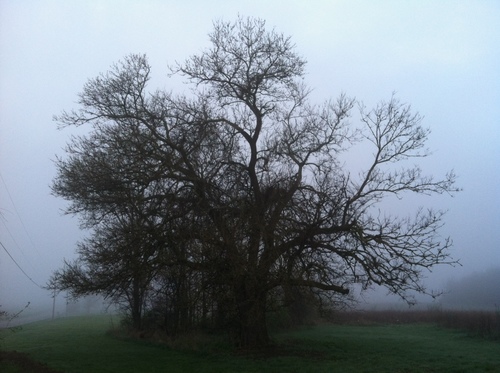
[131,277,143,330]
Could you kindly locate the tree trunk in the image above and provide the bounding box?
[131,277,142,330]
[234,281,270,348]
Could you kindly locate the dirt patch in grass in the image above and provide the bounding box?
[0,350,64,373]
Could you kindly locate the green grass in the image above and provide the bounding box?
[1,315,499,373]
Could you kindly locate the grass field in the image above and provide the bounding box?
[1,315,499,373]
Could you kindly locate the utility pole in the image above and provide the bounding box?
[52,287,56,320]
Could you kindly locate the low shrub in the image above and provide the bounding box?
[435,310,500,340]
[329,309,500,340]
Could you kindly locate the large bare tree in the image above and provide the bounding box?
[51,17,459,347]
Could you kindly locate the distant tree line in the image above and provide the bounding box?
[441,268,500,310]
[48,17,459,348]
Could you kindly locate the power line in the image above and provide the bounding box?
[0,172,45,261]
[1,218,38,274]
[0,240,43,289]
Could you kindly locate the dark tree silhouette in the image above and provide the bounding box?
[50,17,459,347]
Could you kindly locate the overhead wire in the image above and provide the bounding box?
[0,240,43,289]
[1,218,38,274]
[0,171,48,289]
[0,172,46,262]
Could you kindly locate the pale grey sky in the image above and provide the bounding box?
[1,0,499,312]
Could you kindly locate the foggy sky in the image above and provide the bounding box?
[1,0,499,313]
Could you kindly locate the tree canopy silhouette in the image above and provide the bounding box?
[50,17,459,348]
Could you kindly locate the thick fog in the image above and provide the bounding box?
[1,1,499,321]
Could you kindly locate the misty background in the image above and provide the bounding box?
[1,1,499,321]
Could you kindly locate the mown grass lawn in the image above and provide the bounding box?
[1,315,499,372]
